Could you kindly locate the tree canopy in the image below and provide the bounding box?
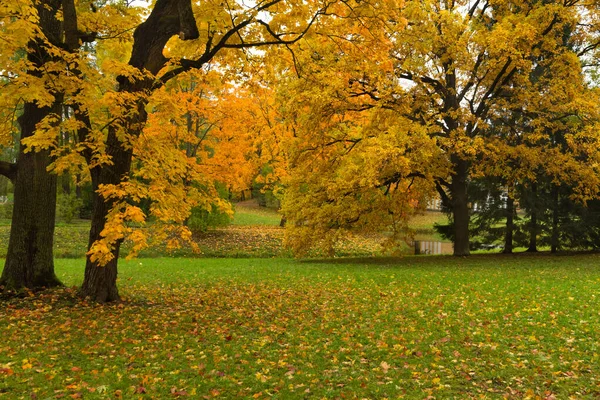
[274,0,600,256]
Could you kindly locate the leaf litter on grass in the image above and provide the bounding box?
[2,255,600,398]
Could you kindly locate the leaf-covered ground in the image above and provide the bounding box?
[2,254,600,398]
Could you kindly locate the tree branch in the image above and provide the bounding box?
[128,0,200,75]
[62,0,98,51]
[473,57,513,117]
[435,179,452,208]
[457,52,484,103]
[156,1,333,87]
[0,161,17,182]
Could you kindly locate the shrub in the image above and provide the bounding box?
[186,203,232,232]
[57,193,83,223]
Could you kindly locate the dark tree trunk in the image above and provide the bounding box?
[551,185,559,253]
[80,161,124,302]
[79,0,199,302]
[1,103,62,292]
[526,182,538,252]
[75,177,82,199]
[0,1,63,293]
[503,195,514,254]
[451,156,470,256]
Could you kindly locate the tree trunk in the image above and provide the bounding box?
[0,1,63,293]
[61,173,71,195]
[1,103,61,291]
[503,194,514,254]
[80,173,122,302]
[79,125,138,302]
[551,185,559,253]
[78,0,199,302]
[526,182,538,252]
[451,156,470,256]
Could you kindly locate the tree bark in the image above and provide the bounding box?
[80,163,124,302]
[451,156,470,256]
[79,112,140,302]
[1,104,62,292]
[0,1,63,293]
[526,182,538,252]
[503,194,514,254]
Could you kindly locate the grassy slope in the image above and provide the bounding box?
[231,202,282,226]
[2,254,600,398]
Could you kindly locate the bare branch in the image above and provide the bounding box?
[0,161,17,182]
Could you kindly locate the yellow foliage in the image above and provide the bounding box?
[266,0,600,254]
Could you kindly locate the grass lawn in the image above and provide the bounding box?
[232,202,282,226]
[2,254,600,398]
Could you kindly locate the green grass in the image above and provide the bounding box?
[232,204,282,226]
[407,211,448,231]
[0,207,450,258]
[405,211,448,242]
[0,222,90,258]
[2,254,600,398]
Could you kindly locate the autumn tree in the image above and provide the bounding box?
[0,0,65,291]
[124,72,267,248]
[470,7,600,253]
[40,0,333,302]
[0,0,143,294]
[276,0,600,256]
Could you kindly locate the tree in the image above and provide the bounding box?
[0,0,64,292]
[0,0,141,294]
[127,72,266,246]
[275,0,600,256]
[53,0,334,302]
[471,10,600,253]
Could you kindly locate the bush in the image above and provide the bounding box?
[251,164,281,209]
[185,182,233,232]
[186,203,232,232]
[57,193,83,223]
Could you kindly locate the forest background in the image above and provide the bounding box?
[0,0,599,301]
